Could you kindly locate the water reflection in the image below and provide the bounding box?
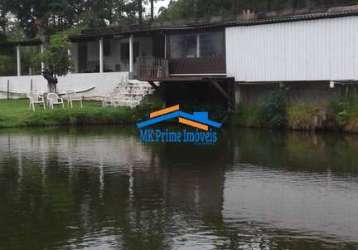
[0,128,357,249]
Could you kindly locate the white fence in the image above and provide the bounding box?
[0,72,129,99]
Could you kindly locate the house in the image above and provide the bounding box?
[1,5,358,107]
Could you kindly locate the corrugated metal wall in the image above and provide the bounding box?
[226,16,358,82]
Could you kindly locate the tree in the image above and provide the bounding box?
[138,0,144,23]
[151,0,155,21]
[37,32,72,92]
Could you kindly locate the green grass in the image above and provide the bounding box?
[0,99,139,128]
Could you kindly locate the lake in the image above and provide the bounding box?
[0,127,357,250]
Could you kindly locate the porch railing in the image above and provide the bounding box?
[135,56,169,81]
[169,56,226,75]
[134,55,226,81]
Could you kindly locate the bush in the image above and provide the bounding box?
[134,89,166,119]
[260,88,288,127]
[330,96,358,132]
[231,105,263,128]
[231,88,288,128]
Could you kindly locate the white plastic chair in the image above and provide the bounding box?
[47,93,65,109]
[66,90,83,108]
[28,92,46,111]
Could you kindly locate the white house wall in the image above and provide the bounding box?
[0,72,129,99]
[226,16,358,82]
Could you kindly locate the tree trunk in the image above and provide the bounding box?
[267,0,272,11]
[151,0,154,21]
[138,0,143,24]
[233,0,239,15]
[48,81,57,93]
[43,70,58,93]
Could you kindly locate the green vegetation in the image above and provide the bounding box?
[231,105,263,128]
[0,99,139,128]
[231,88,287,128]
[330,96,358,132]
[287,104,323,130]
[260,88,288,127]
[0,89,165,129]
[231,89,358,132]
[159,0,358,21]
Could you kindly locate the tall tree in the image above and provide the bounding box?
[138,0,143,23]
[0,0,10,34]
[151,0,154,21]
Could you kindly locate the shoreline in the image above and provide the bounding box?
[2,99,358,134]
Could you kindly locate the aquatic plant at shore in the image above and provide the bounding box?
[231,88,288,128]
[287,104,326,131]
[330,96,358,132]
[231,89,358,132]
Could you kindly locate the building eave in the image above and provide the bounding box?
[0,39,42,47]
[67,5,358,41]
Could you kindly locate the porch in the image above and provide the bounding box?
[0,28,226,82]
[68,28,227,81]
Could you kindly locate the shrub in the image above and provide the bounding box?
[231,104,263,128]
[232,88,288,128]
[260,88,288,128]
[134,89,165,119]
[330,96,358,132]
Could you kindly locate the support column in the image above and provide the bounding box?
[129,35,134,73]
[40,44,45,72]
[196,34,200,58]
[67,46,72,73]
[164,34,167,59]
[16,46,21,76]
[99,38,104,73]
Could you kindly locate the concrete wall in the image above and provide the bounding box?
[226,16,358,82]
[0,72,129,99]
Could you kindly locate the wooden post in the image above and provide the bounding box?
[196,34,200,58]
[30,79,33,93]
[164,34,167,59]
[6,80,10,100]
[40,44,45,72]
[99,38,104,73]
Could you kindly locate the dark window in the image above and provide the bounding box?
[169,31,224,59]
[169,34,197,59]
[78,42,87,73]
[104,39,111,56]
[120,42,139,62]
[199,32,224,57]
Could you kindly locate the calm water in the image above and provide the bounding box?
[0,127,358,250]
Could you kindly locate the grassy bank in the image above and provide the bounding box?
[231,89,358,133]
[0,99,148,128]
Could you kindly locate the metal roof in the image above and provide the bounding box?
[0,39,42,47]
[69,5,358,41]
